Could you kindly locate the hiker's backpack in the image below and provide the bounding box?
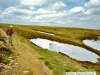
[6,28,13,36]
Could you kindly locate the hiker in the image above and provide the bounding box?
[0,24,2,36]
[0,24,2,28]
[6,25,13,46]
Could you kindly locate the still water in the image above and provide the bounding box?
[30,38,99,63]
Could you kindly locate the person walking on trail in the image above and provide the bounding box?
[0,24,2,37]
[0,24,2,28]
[6,25,13,46]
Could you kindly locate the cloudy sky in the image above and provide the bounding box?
[0,0,100,29]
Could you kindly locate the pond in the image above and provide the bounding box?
[30,38,99,63]
[83,39,100,51]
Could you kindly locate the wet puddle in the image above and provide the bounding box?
[30,38,99,63]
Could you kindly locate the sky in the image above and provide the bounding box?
[0,0,100,29]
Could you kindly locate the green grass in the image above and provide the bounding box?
[17,33,100,75]
[9,24,100,56]
[17,35,90,75]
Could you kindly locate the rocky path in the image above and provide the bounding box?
[0,28,53,75]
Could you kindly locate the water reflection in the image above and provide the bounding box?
[30,38,99,63]
[83,40,100,51]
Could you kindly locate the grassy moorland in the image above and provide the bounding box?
[1,23,100,75]
[4,24,100,56]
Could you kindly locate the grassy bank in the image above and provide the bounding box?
[17,35,95,75]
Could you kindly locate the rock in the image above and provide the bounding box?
[23,70,30,74]
[8,59,12,61]
[8,57,13,59]
[4,65,12,69]
[0,41,3,44]
[14,63,19,65]
[10,60,14,63]
[12,63,19,68]
[0,63,4,68]
[5,69,10,73]
[8,60,14,66]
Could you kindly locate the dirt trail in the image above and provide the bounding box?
[0,28,53,75]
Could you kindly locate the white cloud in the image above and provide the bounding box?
[68,6,85,14]
[84,0,100,15]
[29,6,36,10]
[79,17,91,21]
[85,0,100,8]
[0,10,1,13]
[34,12,65,20]
[84,8,100,15]
[20,16,31,20]
[0,0,100,29]
[21,0,46,6]
[5,7,17,13]
[51,1,67,10]
[1,11,8,15]
[5,7,35,14]
[37,8,56,14]
[84,10,91,15]
[3,6,58,16]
